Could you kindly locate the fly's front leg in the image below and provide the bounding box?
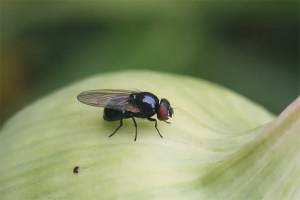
[147,117,163,138]
[164,118,171,124]
[109,117,123,137]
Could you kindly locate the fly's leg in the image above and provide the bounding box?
[147,117,163,138]
[163,117,171,124]
[109,117,123,137]
[131,116,138,141]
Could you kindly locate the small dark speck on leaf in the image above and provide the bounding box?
[73,166,81,174]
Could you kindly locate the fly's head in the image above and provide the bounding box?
[157,98,174,121]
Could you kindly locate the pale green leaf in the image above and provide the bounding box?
[1,71,298,200]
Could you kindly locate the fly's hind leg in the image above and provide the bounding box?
[109,117,123,137]
[147,117,163,138]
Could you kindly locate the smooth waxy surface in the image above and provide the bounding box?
[0,71,298,200]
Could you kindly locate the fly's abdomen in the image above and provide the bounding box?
[103,108,131,121]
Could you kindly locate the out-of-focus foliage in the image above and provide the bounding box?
[1,1,299,125]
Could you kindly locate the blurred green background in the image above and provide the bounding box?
[1,1,299,125]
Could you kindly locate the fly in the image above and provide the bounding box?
[77,89,174,141]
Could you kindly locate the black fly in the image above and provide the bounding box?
[77,89,174,141]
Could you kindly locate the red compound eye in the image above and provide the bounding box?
[157,105,168,121]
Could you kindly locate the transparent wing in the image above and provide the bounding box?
[77,89,140,113]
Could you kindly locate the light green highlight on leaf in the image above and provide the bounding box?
[1,71,298,200]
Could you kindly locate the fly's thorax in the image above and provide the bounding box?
[129,92,159,118]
